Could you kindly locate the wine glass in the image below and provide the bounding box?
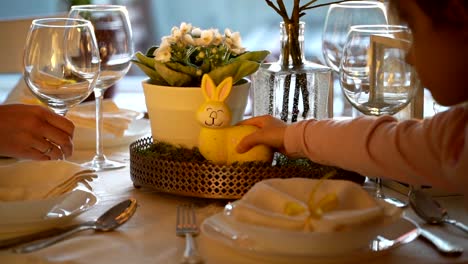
[23,18,100,116]
[340,25,419,206]
[69,5,134,171]
[322,1,388,73]
[322,1,387,117]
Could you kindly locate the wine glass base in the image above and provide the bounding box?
[366,178,408,208]
[375,194,408,208]
[82,156,126,172]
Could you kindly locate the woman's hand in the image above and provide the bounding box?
[0,104,75,160]
[236,115,287,154]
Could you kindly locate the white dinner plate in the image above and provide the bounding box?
[0,189,97,239]
[201,212,419,263]
[74,118,151,149]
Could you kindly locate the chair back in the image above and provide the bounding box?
[0,17,35,73]
[0,14,65,73]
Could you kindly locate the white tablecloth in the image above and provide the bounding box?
[0,138,467,264]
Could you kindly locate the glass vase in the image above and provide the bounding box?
[252,22,332,122]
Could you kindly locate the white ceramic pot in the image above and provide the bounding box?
[142,78,251,148]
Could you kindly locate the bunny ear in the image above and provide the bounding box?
[215,77,233,102]
[201,74,216,100]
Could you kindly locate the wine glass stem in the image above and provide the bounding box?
[94,88,105,161]
[52,109,67,160]
[375,177,385,199]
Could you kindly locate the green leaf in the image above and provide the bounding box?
[231,60,260,83]
[233,50,270,63]
[145,46,158,57]
[132,60,168,85]
[208,60,259,85]
[165,62,200,78]
[199,59,211,74]
[154,61,193,87]
[134,52,156,69]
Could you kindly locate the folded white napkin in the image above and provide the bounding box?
[231,178,401,232]
[0,160,97,201]
[67,100,139,137]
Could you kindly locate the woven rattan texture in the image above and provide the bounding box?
[130,137,363,199]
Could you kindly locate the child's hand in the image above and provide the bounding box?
[236,115,287,153]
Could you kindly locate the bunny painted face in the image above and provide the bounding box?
[198,101,232,128]
[196,75,233,128]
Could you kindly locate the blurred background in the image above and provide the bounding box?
[0,0,336,72]
[0,0,443,116]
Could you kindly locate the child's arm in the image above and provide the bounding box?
[284,105,468,194]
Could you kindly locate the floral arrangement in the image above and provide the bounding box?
[132,22,269,87]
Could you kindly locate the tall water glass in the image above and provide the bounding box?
[23,18,100,116]
[69,5,134,171]
[340,25,419,206]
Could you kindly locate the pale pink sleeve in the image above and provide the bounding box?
[284,104,468,195]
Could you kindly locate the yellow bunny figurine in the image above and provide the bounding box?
[196,75,273,165]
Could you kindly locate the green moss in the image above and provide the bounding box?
[137,141,206,163]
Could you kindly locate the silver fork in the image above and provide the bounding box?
[176,204,203,264]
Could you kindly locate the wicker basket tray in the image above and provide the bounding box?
[130,137,364,199]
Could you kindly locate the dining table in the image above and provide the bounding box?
[0,76,467,264]
[0,130,466,264]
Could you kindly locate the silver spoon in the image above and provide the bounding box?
[410,189,468,234]
[14,198,138,254]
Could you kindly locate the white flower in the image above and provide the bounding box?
[212,30,223,46]
[183,34,195,45]
[194,38,204,46]
[230,32,242,47]
[171,27,182,39]
[199,30,214,46]
[179,22,192,35]
[154,46,172,62]
[224,37,233,49]
[224,31,245,54]
[230,47,246,55]
[224,28,232,38]
[161,36,176,46]
[148,24,251,71]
